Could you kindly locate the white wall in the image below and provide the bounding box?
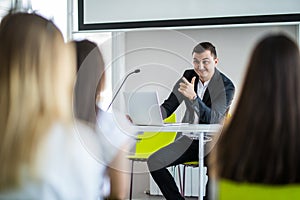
[123,25,298,118]
[0,1,68,40]
[31,0,68,40]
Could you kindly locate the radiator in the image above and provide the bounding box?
[149,165,200,197]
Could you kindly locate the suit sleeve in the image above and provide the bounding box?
[160,71,191,119]
[190,76,235,124]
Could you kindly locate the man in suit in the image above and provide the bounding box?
[147,42,235,200]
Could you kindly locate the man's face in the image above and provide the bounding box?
[192,50,218,83]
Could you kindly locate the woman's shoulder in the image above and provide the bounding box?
[37,122,105,199]
[1,122,105,199]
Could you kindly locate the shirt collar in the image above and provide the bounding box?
[199,79,210,88]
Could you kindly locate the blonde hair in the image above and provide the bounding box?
[0,13,75,190]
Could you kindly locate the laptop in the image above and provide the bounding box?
[124,91,187,126]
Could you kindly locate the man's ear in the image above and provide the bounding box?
[214,58,219,65]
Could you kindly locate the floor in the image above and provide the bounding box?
[131,191,198,200]
[129,163,198,200]
[131,195,197,200]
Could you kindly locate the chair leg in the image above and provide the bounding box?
[183,165,187,197]
[129,160,134,200]
[177,165,184,197]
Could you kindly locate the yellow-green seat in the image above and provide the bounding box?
[183,161,199,165]
[219,179,300,200]
[127,113,177,200]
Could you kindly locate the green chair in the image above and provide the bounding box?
[219,179,300,200]
[127,113,177,200]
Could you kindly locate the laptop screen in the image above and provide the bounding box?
[124,91,164,126]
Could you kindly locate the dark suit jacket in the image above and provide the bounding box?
[161,68,235,124]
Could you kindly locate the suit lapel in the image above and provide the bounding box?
[194,76,199,93]
[202,89,210,104]
[202,68,220,104]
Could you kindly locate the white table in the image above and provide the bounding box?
[134,124,222,200]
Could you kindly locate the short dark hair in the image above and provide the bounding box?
[193,42,217,58]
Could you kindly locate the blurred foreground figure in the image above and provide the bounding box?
[210,33,300,199]
[73,39,135,199]
[0,12,103,199]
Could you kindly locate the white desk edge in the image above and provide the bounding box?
[133,123,222,133]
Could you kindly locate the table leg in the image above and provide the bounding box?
[199,132,204,200]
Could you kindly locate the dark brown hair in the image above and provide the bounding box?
[193,42,217,58]
[73,39,105,125]
[210,33,300,184]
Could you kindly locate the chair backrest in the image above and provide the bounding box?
[219,179,300,200]
[134,113,177,158]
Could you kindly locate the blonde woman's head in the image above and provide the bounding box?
[0,13,75,190]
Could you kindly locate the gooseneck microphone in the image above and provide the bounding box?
[106,69,141,111]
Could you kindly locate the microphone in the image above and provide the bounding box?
[106,69,141,111]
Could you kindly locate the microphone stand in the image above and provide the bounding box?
[106,69,140,111]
